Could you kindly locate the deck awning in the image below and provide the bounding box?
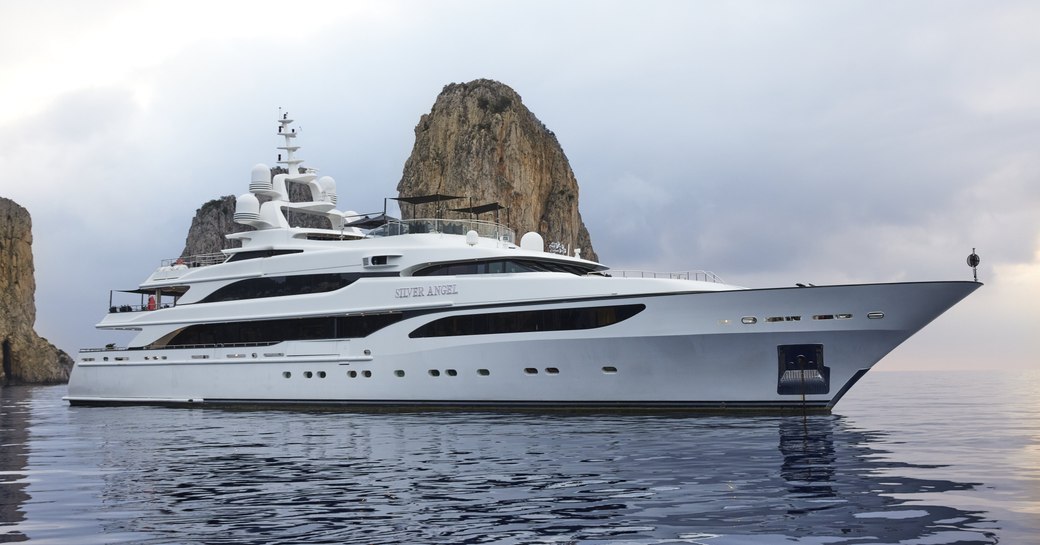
[452,202,504,215]
[392,194,462,205]
[114,286,189,297]
[344,213,398,229]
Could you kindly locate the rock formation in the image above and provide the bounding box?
[180,196,249,257]
[397,79,597,261]
[0,197,74,385]
[180,80,598,261]
[180,175,329,257]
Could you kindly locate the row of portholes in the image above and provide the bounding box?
[283,371,329,378]
[528,367,619,374]
[283,366,621,379]
[733,312,883,325]
[524,367,560,375]
[281,370,370,379]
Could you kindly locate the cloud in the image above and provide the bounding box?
[2,1,1037,370]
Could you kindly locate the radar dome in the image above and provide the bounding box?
[233,193,261,224]
[249,163,272,193]
[520,232,544,252]
[319,176,337,204]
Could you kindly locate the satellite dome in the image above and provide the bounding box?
[520,232,544,252]
[319,176,337,204]
[249,163,272,193]
[233,193,261,224]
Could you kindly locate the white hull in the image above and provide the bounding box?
[67,281,979,411]
[67,114,981,412]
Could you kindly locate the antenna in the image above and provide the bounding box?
[966,248,981,282]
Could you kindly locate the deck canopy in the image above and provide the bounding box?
[452,202,504,215]
[392,194,462,205]
[345,213,398,229]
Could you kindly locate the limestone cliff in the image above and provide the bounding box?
[397,79,597,261]
[179,177,330,257]
[0,197,74,385]
[180,196,249,257]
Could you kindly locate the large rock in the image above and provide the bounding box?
[180,196,249,257]
[0,197,74,385]
[397,79,597,261]
[179,172,330,257]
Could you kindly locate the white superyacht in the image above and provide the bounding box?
[66,115,981,411]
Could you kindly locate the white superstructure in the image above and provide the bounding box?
[66,114,981,411]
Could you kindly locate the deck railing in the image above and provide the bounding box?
[369,218,516,244]
[158,252,227,269]
[607,270,724,283]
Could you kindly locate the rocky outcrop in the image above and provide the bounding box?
[180,196,249,257]
[180,177,330,257]
[397,79,597,261]
[0,198,74,385]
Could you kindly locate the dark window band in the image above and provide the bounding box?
[414,259,592,277]
[409,304,645,338]
[164,313,403,346]
[226,249,303,262]
[200,272,395,303]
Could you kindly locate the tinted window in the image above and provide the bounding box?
[165,313,403,346]
[409,304,644,338]
[226,249,303,262]
[200,273,394,303]
[414,259,589,277]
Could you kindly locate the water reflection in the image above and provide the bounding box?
[0,386,30,543]
[5,387,1003,544]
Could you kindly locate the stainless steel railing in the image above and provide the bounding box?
[606,270,724,283]
[368,218,516,244]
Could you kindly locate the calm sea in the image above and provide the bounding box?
[1,370,1037,544]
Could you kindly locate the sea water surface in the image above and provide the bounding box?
[1,370,1038,544]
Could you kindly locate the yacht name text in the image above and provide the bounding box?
[395,284,459,299]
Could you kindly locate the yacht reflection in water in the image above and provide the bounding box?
[768,416,995,543]
[64,407,1001,544]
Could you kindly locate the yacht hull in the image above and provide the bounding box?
[66,281,979,412]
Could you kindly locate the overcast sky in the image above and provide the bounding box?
[1,1,1037,371]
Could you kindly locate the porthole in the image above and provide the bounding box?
[602,366,618,374]
[767,316,801,323]
[546,367,560,375]
[394,370,405,377]
[429,369,441,377]
[348,370,358,378]
[477,369,490,376]
[283,371,291,378]
[318,371,327,378]
[304,371,313,378]
[524,368,538,375]
[362,370,372,378]
[446,369,458,377]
